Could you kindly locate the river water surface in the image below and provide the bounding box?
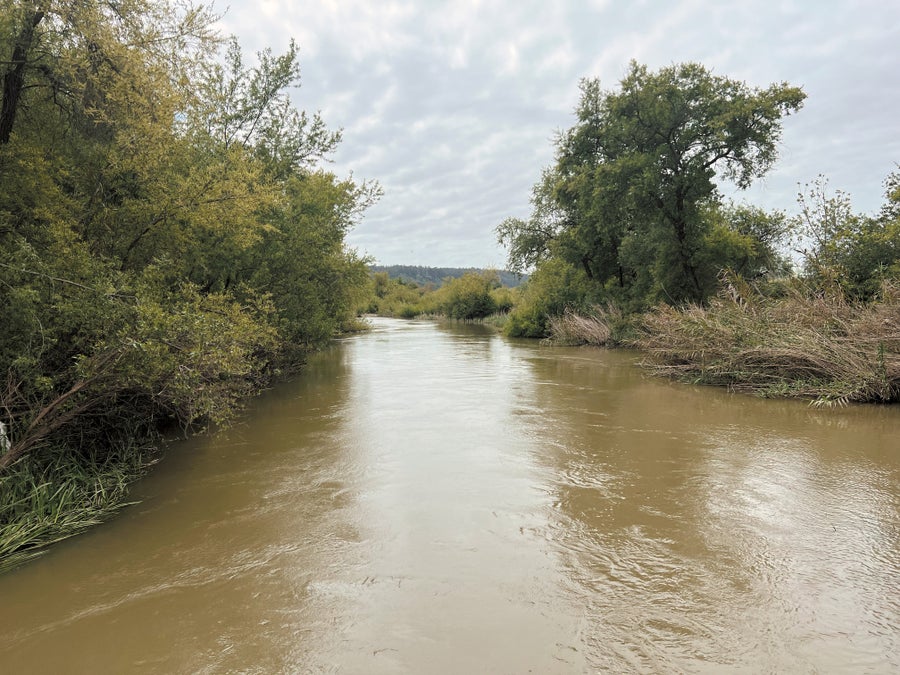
[1,317,898,673]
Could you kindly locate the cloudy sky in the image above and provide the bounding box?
[215,0,900,268]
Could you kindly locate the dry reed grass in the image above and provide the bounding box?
[547,305,624,346]
[636,277,900,404]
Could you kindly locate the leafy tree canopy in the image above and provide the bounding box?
[499,61,805,308]
[0,0,378,474]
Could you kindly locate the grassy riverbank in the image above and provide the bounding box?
[548,280,900,405]
[0,440,151,574]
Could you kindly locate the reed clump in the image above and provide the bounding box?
[0,442,151,574]
[547,304,634,347]
[636,277,900,404]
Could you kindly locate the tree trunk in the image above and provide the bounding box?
[580,255,594,280]
[0,9,45,145]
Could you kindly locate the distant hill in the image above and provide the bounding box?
[370,265,527,288]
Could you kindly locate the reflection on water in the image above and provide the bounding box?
[0,317,897,673]
[523,348,899,672]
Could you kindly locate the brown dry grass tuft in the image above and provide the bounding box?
[546,304,626,346]
[636,278,900,404]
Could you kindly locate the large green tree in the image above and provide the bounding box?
[0,0,375,473]
[499,61,805,307]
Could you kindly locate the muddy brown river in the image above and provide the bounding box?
[1,317,898,673]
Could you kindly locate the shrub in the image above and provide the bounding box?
[504,258,593,337]
[439,272,498,320]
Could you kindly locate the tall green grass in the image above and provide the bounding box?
[0,441,152,574]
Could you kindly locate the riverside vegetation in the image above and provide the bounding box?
[494,62,899,405]
[0,0,377,571]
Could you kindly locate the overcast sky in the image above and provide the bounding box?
[215,0,900,268]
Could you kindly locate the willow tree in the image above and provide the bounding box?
[0,0,249,472]
[0,0,374,472]
[500,61,805,307]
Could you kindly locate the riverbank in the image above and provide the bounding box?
[0,438,152,574]
[358,274,900,406]
[548,280,900,405]
[0,2,379,575]
[1,344,320,574]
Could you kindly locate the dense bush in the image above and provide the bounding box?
[503,258,594,337]
[438,272,498,320]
